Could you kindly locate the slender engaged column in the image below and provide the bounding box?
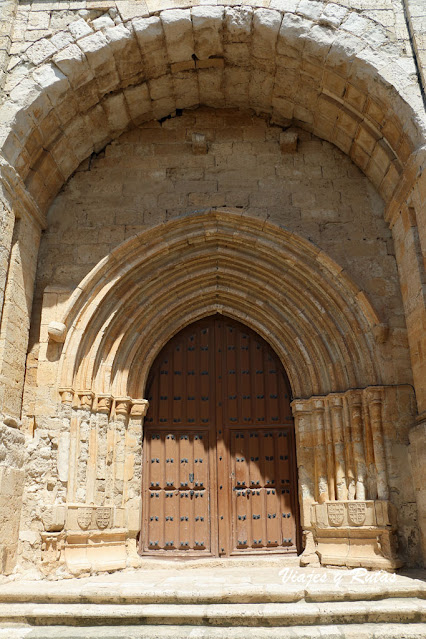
[312,399,329,503]
[347,390,367,500]
[367,388,389,500]
[329,395,348,501]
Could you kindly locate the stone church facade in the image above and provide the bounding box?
[0,0,425,578]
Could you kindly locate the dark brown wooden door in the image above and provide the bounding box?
[140,315,299,557]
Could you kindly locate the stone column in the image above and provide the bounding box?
[312,399,328,503]
[291,400,315,529]
[347,390,367,500]
[329,395,348,501]
[71,391,94,503]
[125,399,149,558]
[366,388,389,501]
[93,394,113,506]
[109,397,132,508]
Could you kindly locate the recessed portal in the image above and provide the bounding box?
[139,315,300,557]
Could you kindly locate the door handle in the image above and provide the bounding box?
[189,473,194,483]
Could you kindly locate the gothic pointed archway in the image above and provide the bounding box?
[140,314,300,557]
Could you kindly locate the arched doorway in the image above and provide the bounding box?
[139,315,300,557]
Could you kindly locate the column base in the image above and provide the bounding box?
[307,500,403,571]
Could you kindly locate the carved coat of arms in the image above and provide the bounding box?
[77,507,92,530]
[348,502,366,526]
[327,503,345,526]
[96,507,111,529]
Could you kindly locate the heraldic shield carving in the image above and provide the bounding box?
[96,507,111,530]
[327,503,345,526]
[77,507,92,530]
[348,502,367,526]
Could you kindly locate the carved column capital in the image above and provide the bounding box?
[76,390,95,410]
[59,388,74,405]
[114,397,132,417]
[130,399,149,418]
[290,398,313,415]
[95,394,113,414]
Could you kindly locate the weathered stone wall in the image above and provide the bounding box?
[35,108,408,358]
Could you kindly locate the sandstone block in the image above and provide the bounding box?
[42,505,66,532]
[50,31,75,51]
[104,24,142,81]
[278,13,310,55]
[124,83,152,124]
[192,6,224,61]
[161,9,194,64]
[102,92,131,135]
[53,43,94,89]
[224,6,253,44]
[192,132,208,155]
[92,15,115,31]
[78,31,119,95]
[69,18,93,41]
[26,38,57,66]
[132,16,168,77]
[173,71,199,110]
[298,0,323,21]
[280,130,299,153]
[47,320,67,342]
[32,64,70,108]
[320,3,348,29]
[252,9,282,60]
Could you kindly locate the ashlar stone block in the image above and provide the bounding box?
[160,9,194,64]
[104,24,142,82]
[132,16,168,77]
[191,6,224,61]
[53,43,94,90]
[252,9,282,60]
[78,31,119,95]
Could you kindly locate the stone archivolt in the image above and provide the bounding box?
[34,210,412,573]
[58,210,383,401]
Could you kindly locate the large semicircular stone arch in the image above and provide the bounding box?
[0,3,425,220]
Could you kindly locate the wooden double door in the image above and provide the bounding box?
[139,315,300,557]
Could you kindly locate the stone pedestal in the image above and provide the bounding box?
[309,500,402,570]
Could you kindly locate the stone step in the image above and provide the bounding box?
[1,624,426,639]
[1,579,425,605]
[0,598,424,627]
